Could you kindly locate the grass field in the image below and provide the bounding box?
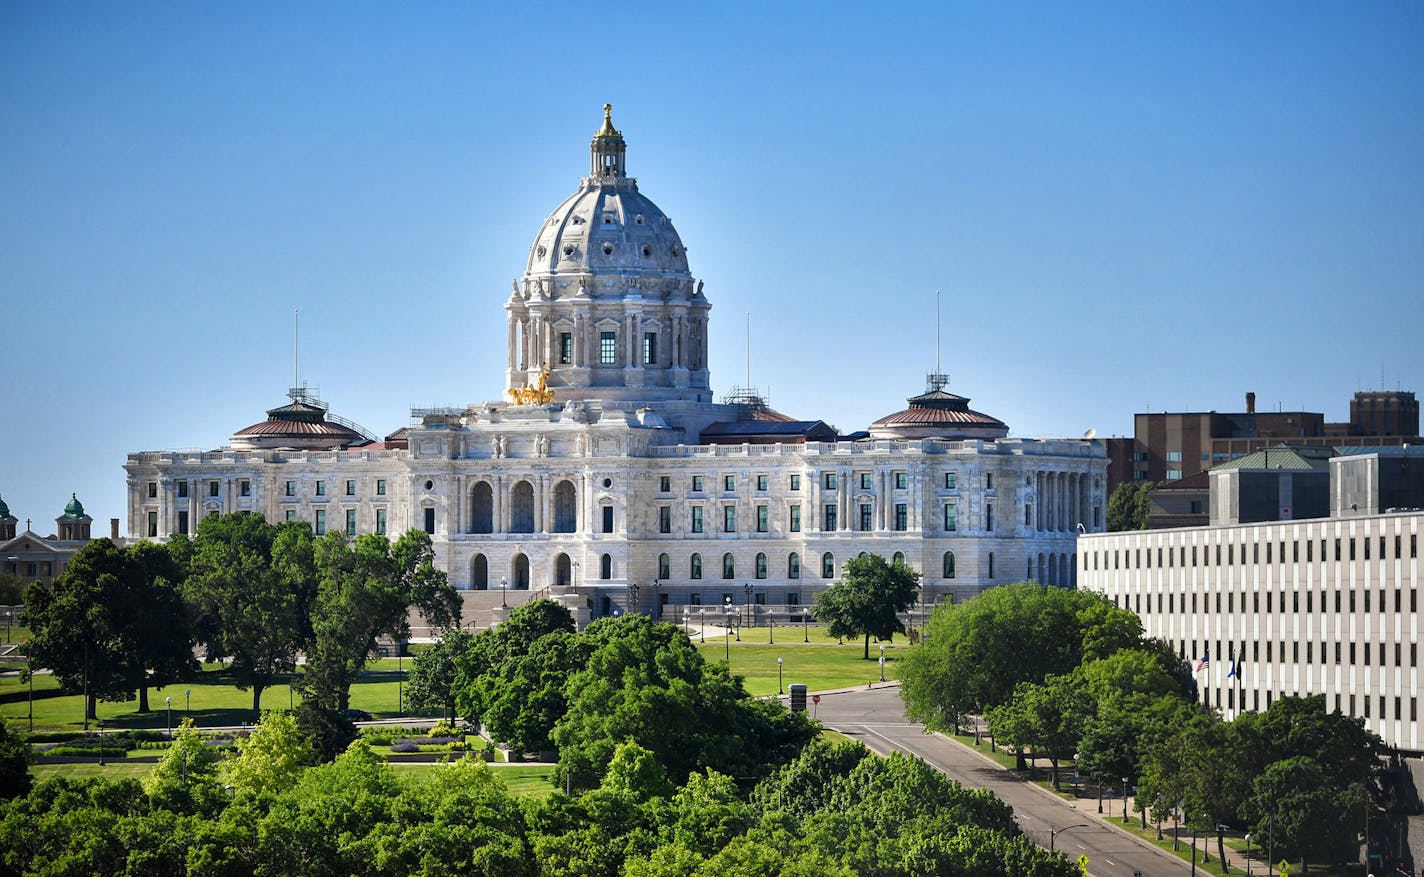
[693,631,905,697]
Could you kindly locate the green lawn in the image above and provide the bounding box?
[694,633,905,697]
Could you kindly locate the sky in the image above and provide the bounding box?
[2,2,1422,532]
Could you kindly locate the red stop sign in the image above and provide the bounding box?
[812,694,821,704]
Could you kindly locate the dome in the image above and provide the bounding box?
[231,398,366,451]
[524,106,691,282]
[62,493,86,518]
[869,388,1009,441]
[0,495,10,519]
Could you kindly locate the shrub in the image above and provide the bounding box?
[391,741,420,754]
[46,744,129,758]
[364,733,393,747]
[428,720,460,739]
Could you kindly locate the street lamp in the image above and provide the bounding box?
[652,579,661,620]
[572,560,580,593]
[1244,833,1251,877]
[769,613,774,644]
[166,696,172,736]
[1050,823,1089,852]
[879,644,886,682]
[802,606,809,642]
[744,583,752,629]
[777,657,784,694]
[724,607,734,663]
[699,608,706,642]
[185,688,191,714]
[398,649,404,715]
[500,576,508,608]
[1122,777,1130,823]
[98,719,105,766]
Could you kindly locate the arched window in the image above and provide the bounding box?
[555,553,571,587]
[690,553,703,580]
[552,480,577,533]
[788,552,801,579]
[600,553,612,580]
[755,552,768,579]
[1037,553,1046,584]
[470,482,493,534]
[513,553,530,590]
[1048,552,1057,586]
[722,553,735,579]
[892,551,905,566]
[943,551,956,579]
[472,553,489,589]
[821,553,834,579]
[658,553,671,579]
[510,481,534,533]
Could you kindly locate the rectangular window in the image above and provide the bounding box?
[376,479,387,496]
[346,480,356,496]
[559,332,573,364]
[789,504,801,532]
[285,510,296,523]
[860,473,873,490]
[147,511,158,537]
[147,482,157,498]
[1166,451,1183,462]
[423,507,434,534]
[600,331,617,365]
[944,502,958,532]
[691,506,704,533]
[894,471,908,490]
[346,508,357,536]
[692,475,704,493]
[790,474,801,490]
[859,504,873,531]
[824,473,837,489]
[642,332,657,365]
[894,503,907,531]
[945,472,957,489]
[375,508,387,535]
[824,504,838,531]
[208,480,220,497]
[602,506,614,534]
[316,481,326,496]
[724,475,736,492]
[177,481,188,498]
[756,505,768,533]
[658,506,671,534]
[240,480,251,497]
[177,510,189,535]
[315,509,327,535]
[723,505,736,533]
[986,503,994,532]
[658,476,671,493]
[756,474,768,492]
[985,473,994,490]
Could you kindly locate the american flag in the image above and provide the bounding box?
[1194,651,1210,673]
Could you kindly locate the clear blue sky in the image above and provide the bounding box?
[2,2,1421,532]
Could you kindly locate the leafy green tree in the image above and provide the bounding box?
[302,529,460,714]
[184,513,317,715]
[224,710,311,798]
[602,741,676,801]
[0,571,26,606]
[900,582,1142,732]
[406,629,476,720]
[811,553,920,659]
[1247,756,1362,873]
[986,673,1093,789]
[1106,481,1154,531]
[143,717,225,815]
[123,539,198,712]
[0,717,32,799]
[480,629,587,753]
[25,539,142,720]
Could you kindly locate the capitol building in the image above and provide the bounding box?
[124,107,1105,630]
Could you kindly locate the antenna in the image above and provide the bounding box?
[293,308,300,391]
[936,290,941,376]
[745,311,751,392]
[926,290,949,392]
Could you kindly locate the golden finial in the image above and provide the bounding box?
[596,103,620,138]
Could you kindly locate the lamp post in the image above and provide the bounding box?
[1122,777,1129,823]
[166,696,172,736]
[500,576,508,608]
[1245,833,1251,877]
[769,614,774,644]
[98,719,105,767]
[802,606,809,642]
[777,657,783,694]
[572,560,580,594]
[724,607,734,663]
[185,688,191,714]
[1050,823,1089,852]
[699,608,706,642]
[744,583,752,630]
[879,644,886,682]
[398,649,403,715]
[652,579,661,620]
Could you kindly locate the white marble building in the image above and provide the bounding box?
[124,107,1105,629]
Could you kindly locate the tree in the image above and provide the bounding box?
[406,629,476,720]
[811,553,919,659]
[224,710,311,798]
[121,540,198,712]
[143,717,225,815]
[302,529,460,714]
[184,513,317,715]
[1106,482,1154,531]
[1247,756,1360,873]
[0,717,32,799]
[24,539,142,721]
[986,673,1093,789]
[900,582,1142,732]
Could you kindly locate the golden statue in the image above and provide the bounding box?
[507,366,554,406]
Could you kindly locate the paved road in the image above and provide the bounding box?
[813,684,1201,877]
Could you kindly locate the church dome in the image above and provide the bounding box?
[0,495,10,519]
[62,493,86,518]
[869,385,1009,441]
[524,106,691,281]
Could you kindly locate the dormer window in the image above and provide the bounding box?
[635,214,644,224]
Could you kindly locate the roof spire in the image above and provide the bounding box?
[590,103,627,178]
[596,103,620,138]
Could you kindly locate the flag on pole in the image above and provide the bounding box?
[1226,660,1236,679]
[1194,650,1210,673]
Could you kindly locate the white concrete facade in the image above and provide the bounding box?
[1079,512,1424,752]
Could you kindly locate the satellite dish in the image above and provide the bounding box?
[1083,428,1097,440]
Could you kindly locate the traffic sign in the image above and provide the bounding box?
[812,694,821,704]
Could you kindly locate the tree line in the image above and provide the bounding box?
[23,512,460,750]
[900,582,1393,874]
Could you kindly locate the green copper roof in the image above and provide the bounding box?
[0,495,8,519]
[63,493,84,517]
[1212,444,1337,472]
